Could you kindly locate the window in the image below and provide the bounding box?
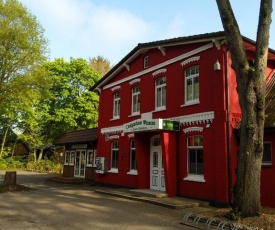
[144,56,149,68]
[132,86,140,115]
[70,151,75,165]
[184,136,205,182]
[130,141,137,170]
[185,65,199,104]
[111,141,119,169]
[155,77,166,110]
[113,92,120,119]
[64,151,70,165]
[87,150,96,167]
[263,142,272,165]
[187,136,203,175]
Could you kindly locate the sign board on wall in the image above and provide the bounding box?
[123,118,179,133]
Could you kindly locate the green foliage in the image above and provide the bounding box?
[26,158,63,173]
[89,55,111,76]
[0,155,27,170]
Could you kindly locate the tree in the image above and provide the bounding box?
[0,0,49,157]
[32,58,101,160]
[216,0,272,217]
[89,56,111,76]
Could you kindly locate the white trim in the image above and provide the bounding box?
[103,43,213,90]
[183,127,204,133]
[180,56,200,66]
[184,174,205,183]
[181,101,200,107]
[111,86,121,91]
[108,168,118,173]
[170,111,214,126]
[109,135,120,140]
[127,170,138,175]
[129,79,141,85]
[128,133,135,138]
[152,68,167,77]
[101,126,124,134]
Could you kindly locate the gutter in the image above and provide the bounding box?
[225,49,233,206]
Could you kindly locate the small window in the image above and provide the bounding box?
[130,141,137,170]
[87,150,96,167]
[155,77,166,110]
[185,65,199,104]
[70,151,75,165]
[263,142,272,166]
[152,138,161,146]
[113,92,120,119]
[187,136,203,175]
[111,141,119,169]
[144,56,149,68]
[64,151,70,165]
[132,86,140,115]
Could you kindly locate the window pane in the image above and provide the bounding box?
[153,152,158,167]
[188,149,196,174]
[197,149,204,174]
[263,143,272,163]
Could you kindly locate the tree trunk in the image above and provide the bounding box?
[234,70,265,217]
[0,126,9,158]
[216,0,272,217]
[3,171,17,188]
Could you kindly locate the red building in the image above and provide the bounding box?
[92,31,275,207]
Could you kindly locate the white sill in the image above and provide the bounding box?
[69,163,74,166]
[184,174,205,183]
[86,164,95,167]
[108,168,118,173]
[128,113,140,118]
[262,163,272,166]
[110,117,120,121]
[127,170,138,175]
[181,101,200,107]
[153,107,166,113]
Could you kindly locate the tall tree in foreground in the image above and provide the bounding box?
[216,0,272,217]
[0,0,48,157]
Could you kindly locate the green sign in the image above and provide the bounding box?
[162,120,180,131]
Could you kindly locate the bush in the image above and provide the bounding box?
[0,155,62,173]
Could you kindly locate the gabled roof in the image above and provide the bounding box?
[91,31,275,92]
[55,128,97,145]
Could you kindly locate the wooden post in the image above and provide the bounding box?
[3,171,17,188]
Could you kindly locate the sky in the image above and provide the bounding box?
[19,0,275,66]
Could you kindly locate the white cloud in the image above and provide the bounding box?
[19,0,154,64]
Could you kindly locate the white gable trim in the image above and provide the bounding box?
[103,42,213,90]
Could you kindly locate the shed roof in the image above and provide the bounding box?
[55,128,97,145]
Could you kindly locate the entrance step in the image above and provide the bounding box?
[129,189,168,198]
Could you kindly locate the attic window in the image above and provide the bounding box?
[144,56,149,68]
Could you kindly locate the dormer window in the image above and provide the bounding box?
[144,56,149,68]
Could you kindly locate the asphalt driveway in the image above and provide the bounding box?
[0,170,195,230]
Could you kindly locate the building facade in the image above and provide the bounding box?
[56,128,97,181]
[92,32,275,207]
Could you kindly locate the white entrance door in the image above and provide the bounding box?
[150,135,165,191]
[74,150,86,177]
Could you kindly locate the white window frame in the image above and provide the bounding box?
[184,136,205,183]
[69,150,75,166]
[127,140,138,175]
[144,55,149,68]
[185,65,199,105]
[131,86,140,115]
[113,92,120,119]
[86,150,96,167]
[109,141,119,173]
[64,151,70,165]
[263,142,272,166]
[155,76,166,111]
